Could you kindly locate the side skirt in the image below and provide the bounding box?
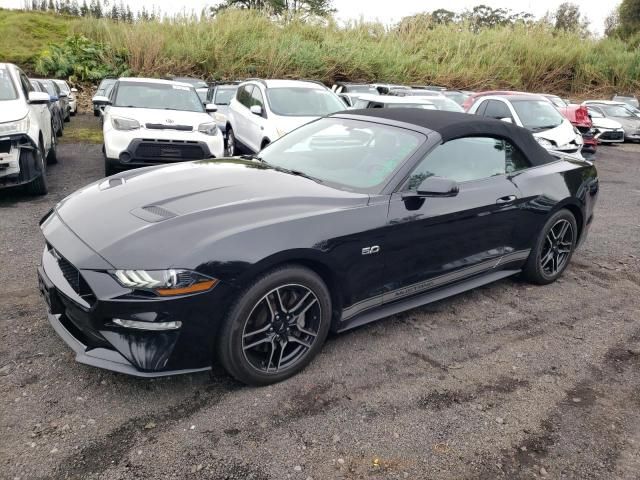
[336,269,521,333]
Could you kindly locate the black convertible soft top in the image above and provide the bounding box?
[341,108,556,166]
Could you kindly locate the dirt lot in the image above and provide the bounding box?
[1,115,639,480]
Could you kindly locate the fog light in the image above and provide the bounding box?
[119,152,131,163]
[112,318,182,330]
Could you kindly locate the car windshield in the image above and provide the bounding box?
[419,97,464,112]
[40,80,57,97]
[114,82,205,112]
[0,69,18,101]
[174,78,208,89]
[547,96,567,108]
[613,96,639,107]
[258,117,424,193]
[587,108,604,118]
[53,80,70,93]
[600,105,635,118]
[385,103,436,110]
[97,79,116,94]
[510,99,564,131]
[443,91,469,105]
[394,90,442,97]
[214,86,237,105]
[196,88,208,102]
[266,87,346,116]
[344,84,377,94]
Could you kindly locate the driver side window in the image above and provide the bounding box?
[406,137,530,189]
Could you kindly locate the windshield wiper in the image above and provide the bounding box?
[240,154,266,163]
[274,166,324,184]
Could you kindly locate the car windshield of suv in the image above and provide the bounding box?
[174,78,208,89]
[266,88,346,116]
[258,117,424,193]
[0,69,17,101]
[54,80,70,93]
[419,97,464,112]
[600,105,635,118]
[114,82,205,112]
[214,86,237,105]
[510,99,564,131]
[443,91,469,105]
[40,80,57,97]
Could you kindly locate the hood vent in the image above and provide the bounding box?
[130,205,178,223]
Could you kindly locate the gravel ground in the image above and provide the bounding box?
[1,115,639,480]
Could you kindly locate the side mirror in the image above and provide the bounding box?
[499,117,513,124]
[403,176,459,199]
[205,103,217,113]
[71,88,78,93]
[58,92,68,98]
[92,95,111,106]
[250,105,263,116]
[28,91,51,104]
[50,96,59,102]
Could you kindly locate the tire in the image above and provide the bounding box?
[26,140,48,195]
[522,209,578,285]
[104,154,118,177]
[64,110,70,122]
[226,127,236,156]
[217,265,332,386]
[93,109,99,117]
[46,127,58,165]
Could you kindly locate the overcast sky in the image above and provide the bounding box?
[0,0,620,35]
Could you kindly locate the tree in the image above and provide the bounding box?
[617,0,640,37]
[211,0,334,18]
[431,8,456,25]
[80,0,88,16]
[553,2,589,33]
[605,9,620,36]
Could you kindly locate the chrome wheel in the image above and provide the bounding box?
[540,219,573,276]
[242,284,321,374]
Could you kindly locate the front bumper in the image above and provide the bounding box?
[38,214,235,377]
[0,134,43,188]
[594,128,625,144]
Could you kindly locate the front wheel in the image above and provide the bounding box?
[217,266,332,386]
[522,209,577,285]
[46,126,58,165]
[26,140,48,195]
[226,128,236,156]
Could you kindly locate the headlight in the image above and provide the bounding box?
[0,116,30,135]
[112,269,218,296]
[535,137,553,149]
[111,116,140,131]
[198,122,218,136]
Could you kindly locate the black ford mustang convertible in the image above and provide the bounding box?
[38,109,598,385]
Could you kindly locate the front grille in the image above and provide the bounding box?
[133,140,207,161]
[51,248,96,304]
[600,131,624,141]
[145,123,193,131]
[0,139,11,154]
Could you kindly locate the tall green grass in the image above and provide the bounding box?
[3,8,639,95]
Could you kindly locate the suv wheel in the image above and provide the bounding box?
[217,265,332,385]
[226,127,236,156]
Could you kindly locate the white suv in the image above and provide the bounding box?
[0,63,56,195]
[225,79,345,155]
[97,77,224,176]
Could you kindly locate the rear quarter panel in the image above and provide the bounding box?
[510,159,598,247]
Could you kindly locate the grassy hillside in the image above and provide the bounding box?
[0,9,79,70]
[3,8,639,95]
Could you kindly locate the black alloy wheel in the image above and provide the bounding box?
[217,266,331,385]
[523,209,577,285]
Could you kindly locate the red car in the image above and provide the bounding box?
[463,91,596,156]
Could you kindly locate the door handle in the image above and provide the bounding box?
[496,195,517,204]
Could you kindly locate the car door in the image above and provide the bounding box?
[382,136,530,301]
[234,84,253,147]
[246,86,268,152]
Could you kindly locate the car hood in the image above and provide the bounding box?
[592,117,623,130]
[612,116,640,131]
[108,107,213,129]
[55,159,368,268]
[0,99,28,123]
[532,119,581,148]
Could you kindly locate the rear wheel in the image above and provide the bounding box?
[217,266,331,386]
[26,140,48,195]
[522,209,577,285]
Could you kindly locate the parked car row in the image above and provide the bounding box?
[0,63,81,195]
